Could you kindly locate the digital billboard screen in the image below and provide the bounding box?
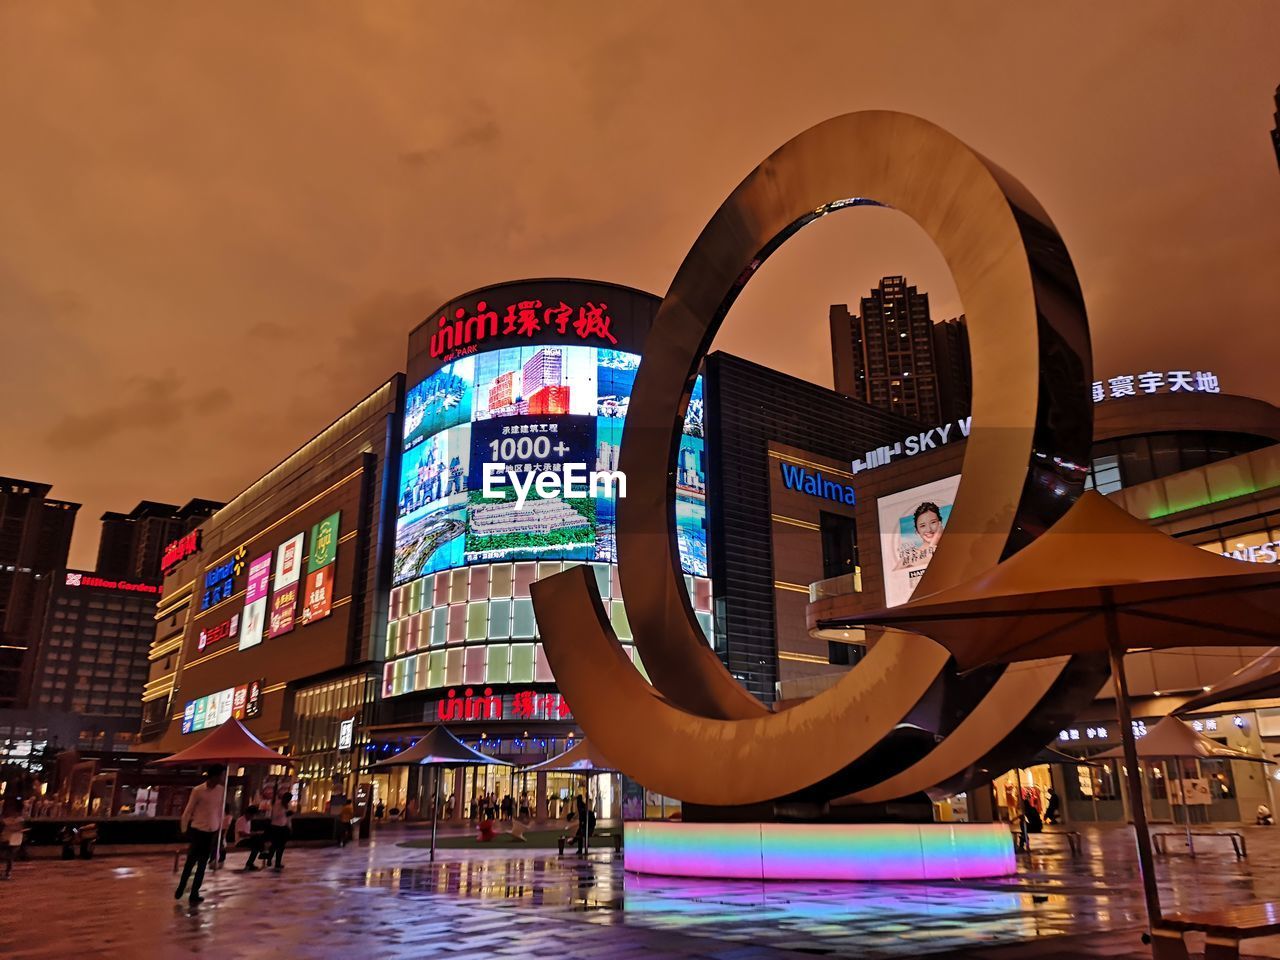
[394,344,707,584]
[876,474,960,607]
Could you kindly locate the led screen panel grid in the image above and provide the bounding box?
[393,346,708,586]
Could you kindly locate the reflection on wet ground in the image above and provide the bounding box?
[4,824,1280,958]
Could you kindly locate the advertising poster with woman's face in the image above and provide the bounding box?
[876,475,961,607]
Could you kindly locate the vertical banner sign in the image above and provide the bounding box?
[302,511,340,625]
[269,533,305,638]
[308,512,340,572]
[269,585,299,637]
[245,680,262,719]
[232,684,249,720]
[239,553,273,650]
[301,567,334,624]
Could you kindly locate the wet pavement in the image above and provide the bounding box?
[3,823,1280,958]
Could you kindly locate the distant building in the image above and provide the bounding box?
[0,477,79,709]
[831,275,971,424]
[931,315,972,421]
[28,569,163,749]
[97,499,222,581]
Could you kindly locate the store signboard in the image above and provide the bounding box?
[198,613,239,652]
[268,584,299,638]
[239,597,267,650]
[300,567,334,624]
[338,717,355,751]
[274,533,306,590]
[184,680,264,734]
[245,553,272,604]
[876,475,961,608]
[308,512,341,573]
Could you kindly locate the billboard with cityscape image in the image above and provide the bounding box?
[393,343,706,584]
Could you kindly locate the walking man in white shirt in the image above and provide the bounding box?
[175,765,226,906]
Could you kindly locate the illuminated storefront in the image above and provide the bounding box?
[138,378,403,812]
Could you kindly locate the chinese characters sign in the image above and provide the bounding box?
[433,687,573,722]
[269,585,299,638]
[429,298,619,367]
[1092,370,1220,402]
[200,547,247,611]
[300,566,333,624]
[161,529,201,574]
[239,553,273,651]
[183,680,262,734]
[198,613,239,652]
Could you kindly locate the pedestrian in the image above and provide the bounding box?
[574,789,589,855]
[175,764,226,906]
[1044,788,1062,825]
[267,791,293,870]
[235,804,266,870]
[501,794,513,821]
[2,797,24,880]
[375,799,385,822]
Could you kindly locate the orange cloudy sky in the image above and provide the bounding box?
[1,1,1277,567]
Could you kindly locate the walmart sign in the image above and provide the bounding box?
[779,462,856,506]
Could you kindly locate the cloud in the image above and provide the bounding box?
[47,373,232,450]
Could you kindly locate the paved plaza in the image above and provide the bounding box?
[4,824,1280,959]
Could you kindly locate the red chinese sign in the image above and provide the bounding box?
[434,687,573,722]
[198,613,240,651]
[300,567,333,624]
[268,585,299,638]
[161,529,202,574]
[429,298,618,364]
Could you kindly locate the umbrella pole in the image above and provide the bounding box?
[1178,763,1195,858]
[215,765,230,872]
[1106,619,1162,928]
[430,766,440,863]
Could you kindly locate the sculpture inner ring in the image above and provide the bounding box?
[532,111,1097,806]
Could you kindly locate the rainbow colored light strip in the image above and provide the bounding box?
[624,821,1015,881]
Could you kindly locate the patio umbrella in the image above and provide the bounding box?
[152,718,294,867]
[1092,716,1270,856]
[1174,647,1280,716]
[834,491,1280,929]
[524,739,621,853]
[372,725,509,860]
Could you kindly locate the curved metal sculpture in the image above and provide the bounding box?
[532,111,1105,807]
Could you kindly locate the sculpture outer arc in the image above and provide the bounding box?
[534,112,1093,805]
[616,112,1048,725]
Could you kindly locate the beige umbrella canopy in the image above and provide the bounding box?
[522,739,621,774]
[1092,716,1268,763]
[1175,647,1280,716]
[841,491,1280,931]
[839,492,1280,672]
[372,725,508,862]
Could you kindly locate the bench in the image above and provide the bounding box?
[1150,902,1280,959]
[1153,830,1246,859]
[556,831,623,855]
[1010,829,1082,857]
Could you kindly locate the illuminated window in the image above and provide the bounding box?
[488,599,512,639]
[431,607,447,647]
[513,562,536,598]
[537,561,561,581]
[466,602,488,641]
[447,604,466,644]
[428,650,446,688]
[610,600,632,641]
[590,563,611,599]
[433,572,449,607]
[535,644,554,683]
[486,644,510,684]
[414,655,430,693]
[489,564,513,598]
[512,598,536,639]
[469,566,489,602]
[510,644,535,683]
[449,569,468,604]
[445,648,464,686]
[464,646,487,684]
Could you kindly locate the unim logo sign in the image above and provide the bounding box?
[779,462,856,506]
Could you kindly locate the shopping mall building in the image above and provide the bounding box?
[140,275,1280,827]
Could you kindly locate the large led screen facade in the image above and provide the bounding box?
[876,474,961,607]
[384,281,713,700]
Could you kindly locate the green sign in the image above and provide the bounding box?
[308,511,341,572]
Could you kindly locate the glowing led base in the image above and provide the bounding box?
[624,821,1015,881]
